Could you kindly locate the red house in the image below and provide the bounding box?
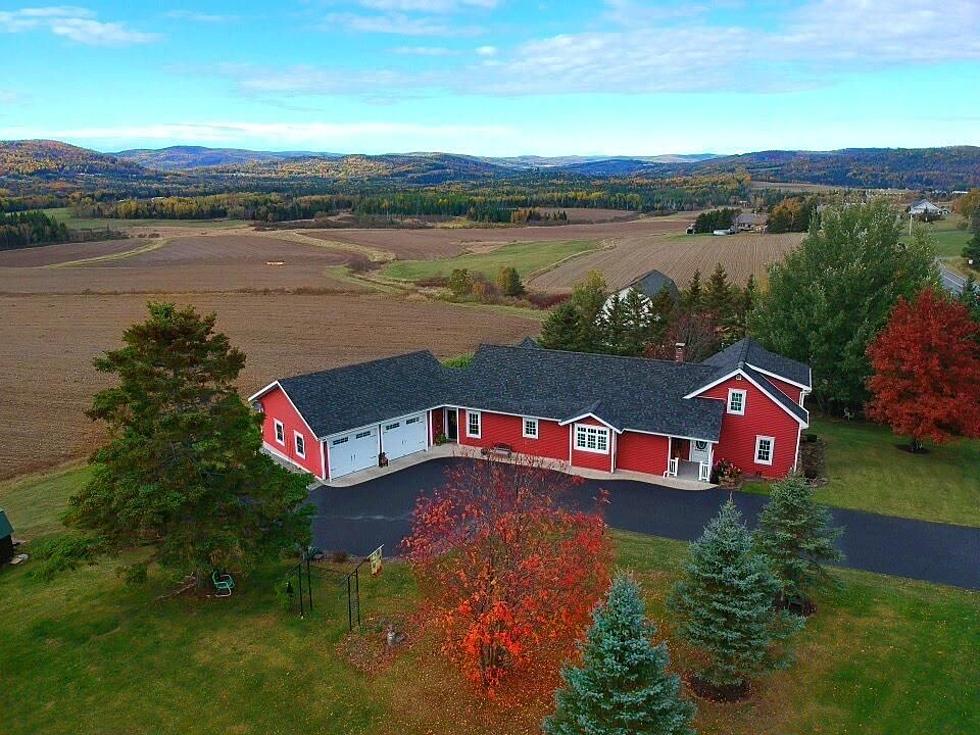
[249,338,810,484]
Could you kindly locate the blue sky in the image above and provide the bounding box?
[0,1,978,155]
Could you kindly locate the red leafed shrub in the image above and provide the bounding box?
[711,458,743,487]
[866,287,980,451]
[403,456,611,692]
[525,291,570,310]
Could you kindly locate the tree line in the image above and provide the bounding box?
[0,210,70,250]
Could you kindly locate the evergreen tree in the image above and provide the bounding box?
[755,476,843,609]
[704,263,734,319]
[668,499,801,691]
[570,270,609,352]
[69,303,311,585]
[544,573,695,735]
[540,300,583,351]
[683,270,703,311]
[448,268,473,298]
[496,265,524,297]
[601,293,630,355]
[959,274,980,321]
[621,287,656,356]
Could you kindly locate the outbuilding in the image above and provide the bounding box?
[0,510,14,565]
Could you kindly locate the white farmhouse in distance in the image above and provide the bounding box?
[907,199,944,218]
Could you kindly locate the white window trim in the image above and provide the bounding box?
[522,417,539,439]
[273,419,285,445]
[754,435,774,466]
[575,424,610,454]
[294,430,306,459]
[727,389,746,415]
[466,410,481,438]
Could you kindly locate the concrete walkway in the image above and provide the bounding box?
[308,457,980,590]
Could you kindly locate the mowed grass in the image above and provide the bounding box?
[745,418,980,527]
[0,468,977,734]
[381,239,597,282]
[900,214,971,258]
[42,207,248,231]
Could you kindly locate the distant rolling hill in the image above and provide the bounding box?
[2,140,977,194]
[113,145,340,171]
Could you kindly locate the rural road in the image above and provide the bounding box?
[308,457,980,591]
[937,260,970,296]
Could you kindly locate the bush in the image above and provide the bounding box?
[414,275,449,288]
[711,458,743,487]
[525,291,569,309]
[346,254,376,274]
[28,532,108,581]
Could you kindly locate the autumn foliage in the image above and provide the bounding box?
[403,457,611,691]
[866,288,980,450]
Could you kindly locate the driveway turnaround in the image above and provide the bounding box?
[308,457,980,590]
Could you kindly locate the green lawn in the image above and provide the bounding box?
[42,207,248,232]
[1,467,977,734]
[745,418,980,527]
[900,214,971,258]
[381,239,597,282]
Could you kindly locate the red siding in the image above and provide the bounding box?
[617,432,670,475]
[258,386,324,479]
[699,377,802,478]
[765,375,805,404]
[570,418,613,472]
[458,410,569,460]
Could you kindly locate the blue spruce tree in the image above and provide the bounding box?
[544,572,696,735]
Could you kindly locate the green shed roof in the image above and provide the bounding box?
[0,509,13,538]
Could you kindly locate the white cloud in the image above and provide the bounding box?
[392,45,458,56]
[475,45,496,56]
[0,121,513,149]
[165,10,237,23]
[358,0,498,10]
[0,89,21,104]
[324,11,481,36]
[0,6,159,45]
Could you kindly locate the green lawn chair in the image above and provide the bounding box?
[211,571,235,597]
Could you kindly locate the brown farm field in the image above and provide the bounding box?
[530,231,804,291]
[0,292,538,480]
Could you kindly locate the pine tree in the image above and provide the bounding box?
[496,265,524,297]
[668,499,801,692]
[621,287,655,356]
[540,300,583,351]
[683,270,703,311]
[570,270,609,352]
[602,293,630,355]
[544,573,695,735]
[755,475,843,610]
[704,263,734,320]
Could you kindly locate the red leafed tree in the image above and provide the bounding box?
[403,457,611,691]
[866,288,980,452]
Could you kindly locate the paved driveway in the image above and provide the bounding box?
[308,457,980,590]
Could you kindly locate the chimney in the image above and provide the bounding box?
[674,342,686,363]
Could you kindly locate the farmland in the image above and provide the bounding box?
[530,231,804,291]
[0,211,812,480]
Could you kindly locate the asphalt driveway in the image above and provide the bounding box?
[308,457,980,590]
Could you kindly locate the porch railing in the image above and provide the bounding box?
[666,457,679,478]
[698,462,710,482]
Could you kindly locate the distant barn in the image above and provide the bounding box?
[0,510,13,565]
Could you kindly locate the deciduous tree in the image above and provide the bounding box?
[751,200,936,413]
[403,457,611,690]
[866,288,980,451]
[69,303,311,586]
[544,573,695,735]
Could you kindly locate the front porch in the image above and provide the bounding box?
[665,437,715,483]
[317,443,714,491]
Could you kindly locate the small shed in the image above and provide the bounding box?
[0,510,13,565]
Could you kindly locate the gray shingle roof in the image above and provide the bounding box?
[0,509,12,538]
[277,351,447,437]
[702,337,811,388]
[627,269,679,300]
[265,338,810,441]
[448,345,725,440]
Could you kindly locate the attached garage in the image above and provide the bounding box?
[328,427,379,479]
[381,413,427,461]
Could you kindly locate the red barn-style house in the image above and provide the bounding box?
[249,338,811,484]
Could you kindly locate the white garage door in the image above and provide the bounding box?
[382,414,427,461]
[328,427,379,479]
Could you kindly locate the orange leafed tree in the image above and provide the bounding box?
[403,457,611,691]
[866,288,980,452]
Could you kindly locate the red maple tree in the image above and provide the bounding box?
[866,288,980,451]
[403,457,611,691]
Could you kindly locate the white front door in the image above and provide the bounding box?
[381,413,427,461]
[689,439,711,465]
[328,427,379,478]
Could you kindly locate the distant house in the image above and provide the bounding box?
[908,199,944,219]
[735,212,767,232]
[604,269,679,314]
